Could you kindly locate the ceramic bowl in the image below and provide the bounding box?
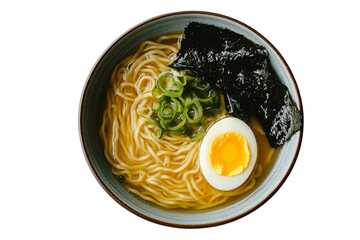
[79,11,303,228]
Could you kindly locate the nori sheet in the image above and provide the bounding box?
[170,22,302,147]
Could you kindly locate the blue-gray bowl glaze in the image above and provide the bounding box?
[79,11,303,228]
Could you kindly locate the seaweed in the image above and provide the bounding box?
[170,22,302,147]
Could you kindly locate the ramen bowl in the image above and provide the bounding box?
[79,11,303,228]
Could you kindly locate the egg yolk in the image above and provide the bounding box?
[208,132,251,177]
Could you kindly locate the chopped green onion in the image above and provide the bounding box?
[172,97,183,113]
[191,77,211,92]
[139,107,158,126]
[167,113,186,132]
[152,100,160,111]
[157,73,183,98]
[184,99,203,124]
[152,87,163,103]
[158,127,164,139]
[158,99,176,121]
[198,89,221,111]
[142,71,221,141]
[186,123,205,140]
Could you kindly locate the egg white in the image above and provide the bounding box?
[199,117,258,191]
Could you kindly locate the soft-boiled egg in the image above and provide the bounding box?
[199,117,258,191]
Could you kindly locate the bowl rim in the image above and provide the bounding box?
[79,10,304,228]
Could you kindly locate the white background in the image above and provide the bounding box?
[1,0,359,239]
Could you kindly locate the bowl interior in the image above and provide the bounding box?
[80,12,303,227]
